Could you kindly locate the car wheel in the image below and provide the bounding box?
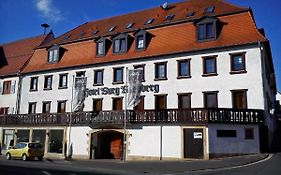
[22,154,28,161]
[6,153,11,160]
[38,157,43,161]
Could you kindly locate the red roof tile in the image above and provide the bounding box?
[0,34,53,77]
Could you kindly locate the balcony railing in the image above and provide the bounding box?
[0,108,264,126]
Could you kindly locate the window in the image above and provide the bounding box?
[165,14,174,21]
[57,101,66,113]
[144,18,154,25]
[230,52,246,73]
[177,59,191,78]
[47,45,60,63]
[203,56,217,76]
[16,130,30,142]
[196,18,217,41]
[0,107,9,115]
[178,93,191,109]
[48,130,63,153]
[113,67,123,84]
[30,77,38,91]
[108,26,116,32]
[204,92,218,108]
[155,95,167,110]
[96,37,106,56]
[32,130,46,147]
[113,34,127,54]
[232,90,247,109]
[42,101,51,114]
[204,6,215,14]
[28,102,36,114]
[245,128,254,139]
[134,96,145,110]
[93,98,103,114]
[186,11,195,17]
[155,62,167,80]
[59,74,68,89]
[2,81,11,94]
[134,64,145,81]
[113,98,123,110]
[94,69,104,85]
[76,71,85,77]
[125,23,134,29]
[217,130,237,137]
[44,75,53,90]
[92,30,99,35]
[134,30,147,51]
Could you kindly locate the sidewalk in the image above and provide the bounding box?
[50,154,269,174]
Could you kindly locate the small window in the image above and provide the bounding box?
[196,18,217,41]
[59,74,68,89]
[144,18,154,25]
[57,101,66,113]
[30,77,38,91]
[61,35,70,42]
[125,23,134,29]
[165,14,174,21]
[232,90,247,109]
[134,65,145,82]
[217,130,237,137]
[134,30,147,51]
[245,128,254,139]
[178,93,191,109]
[230,53,246,73]
[93,98,103,114]
[186,11,195,17]
[28,102,36,114]
[47,45,60,63]
[177,59,191,78]
[204,91,218,108]
[42,101,51,114]
[2,81,11,94]
[44,75,53,90]
[96,39,105,56]
[108,26,116,32]
[155,62,167,80]
[155,95,167,110]
[92,30,99,35]
[202,56,217,76]
[113,67,123,84]
[204,6,215,14]
[0,107,9,115]
[94,69,104,85]
[136,35,144,49]
[134,96,145,111]
[112,98,123,110]
[113,34,127,54]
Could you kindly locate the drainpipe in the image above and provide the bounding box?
[15,73,23,114]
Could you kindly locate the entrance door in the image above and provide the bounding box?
[184,128,204,159]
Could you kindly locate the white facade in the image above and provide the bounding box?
[0,77,19,114]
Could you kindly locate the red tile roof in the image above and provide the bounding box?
[23,11,266,74]
[0,34,53,77]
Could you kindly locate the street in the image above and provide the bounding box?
[0,153,280,175]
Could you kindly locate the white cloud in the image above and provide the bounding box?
[35,0,63,22]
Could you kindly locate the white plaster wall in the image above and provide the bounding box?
[208,124,260,154]
[0,77,19,114]
[67,126,91,156]
[161,126,181,158]
[19,45,265,114]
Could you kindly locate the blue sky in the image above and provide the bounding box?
[0,0,280,92]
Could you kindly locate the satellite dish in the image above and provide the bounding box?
[161,2,168,10]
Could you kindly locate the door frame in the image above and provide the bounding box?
[181,126,209,160]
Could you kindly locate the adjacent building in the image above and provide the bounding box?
[0,0,278,160]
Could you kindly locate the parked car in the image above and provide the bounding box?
[6,142,44,161]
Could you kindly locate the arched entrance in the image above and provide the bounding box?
[91,130,123,159]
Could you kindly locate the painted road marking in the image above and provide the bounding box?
[41,171,52,175]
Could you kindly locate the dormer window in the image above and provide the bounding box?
[144,18,154,25]
[47,45,60,63]
[186,11,195,18]
[95,37,107,56]
[165,14,174,21]
[196,17,218,41]
[134,30,147,51]
[125,23,134,29]
[113,33,128,54]
[108,26,116,32]
[204,6,215,14]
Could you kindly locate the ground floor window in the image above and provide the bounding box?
[16,129,30,142]
[32,130,46,147]
[2,129,14,150]
[48,130,64,153]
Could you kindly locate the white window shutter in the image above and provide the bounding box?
[10,80,16,94]
[8,107,14,114]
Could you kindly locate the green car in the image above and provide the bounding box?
[6,142,44,161]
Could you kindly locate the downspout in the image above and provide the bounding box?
[15,72,23,114]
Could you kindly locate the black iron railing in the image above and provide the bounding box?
[0,108,264,126]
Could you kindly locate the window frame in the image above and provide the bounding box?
[245,128,254,140]
[57,100,67,113]
[133,64,145,82]
[42,101,51,114]
[47,45,60,63]
[196,18,218,42]
[154,62,167,81]
[112,33,128,54]
[203,91,218,108]
[113,67,124,84]
[93,69,104,86]
[2,80,11,95]
[30,77,38,91]
[93,98,103,114]
[155,94,167,110]
[231,89,248,109]
[44,75,53,90]
[112,97,123,111]
[202,56,218,76]
[95,37,106,57]
[177,59,191,79]
[58,73,68,89]
[28,102,37,114]
[230,52,247,74]
[178,93,192,109]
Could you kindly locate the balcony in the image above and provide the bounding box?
[0,108,264,127]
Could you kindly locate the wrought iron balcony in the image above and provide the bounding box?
[0,108,264,126]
